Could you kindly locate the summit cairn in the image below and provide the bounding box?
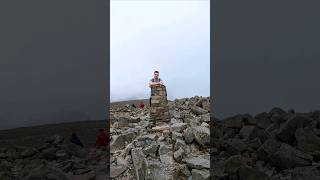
[149,84,170,125]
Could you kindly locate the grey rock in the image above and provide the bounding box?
[239,125,258,140]
[191,106,208,115]
[173,148,185,162]
[160,152,174,164]
[183,156,210,169]
[191,169,210,180]
[21,148,38,158]
[110,132,136,153]
[110,165,127,178]
[159,144,171,155]
[295,128,320,152]
[143,144,159,158]
[258,139,312,170]
[131,148,147,180]
[277,115,312,143]
[174,139,186,151]
[238,167,269,180]
[192,126,210,146]
[224,155,248,173]
[171,132,183,142]
[183,127,195,144]
[223,116,243,129]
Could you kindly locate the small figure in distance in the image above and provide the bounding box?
[70,133,84,148]
[95,129,109,148]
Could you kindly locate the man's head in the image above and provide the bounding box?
[153,71,159,79]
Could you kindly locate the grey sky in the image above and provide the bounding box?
[110,0,210,102]
[0,1,108,129]
[213,0,320,118]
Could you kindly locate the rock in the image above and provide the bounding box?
[238,167,269,180]
[243,114,257,125]
[170,123,188,132]
[269,107,286,116]
[21,148,37,158]
[277,115,312,143]
[110,165,127,178]
[224,138,248,155]
[291,165,320,180]
[192,126,210,146]
[131,148,147,180]
[110,132,136,153]
[295,128,320,152]
[45,135,64,144]
[223,116,243,129]
[191,106,208,115]
[159,144,171,155]
[224,155,248,173]
[258,139,312,170]
[160,152,174,164]
[183,127,194,144]
[239,125,258,140]
[183,156,210,169]
[200,114,210,123]
[171,132,183,141]
[173,148,185,162]
[191,169,210,180]
[41,147,58,160]
[175,164,191,178]
[247,138,262,149]
[256,117,271,129]
[174,139,186,151]
[143,144,159,158]
[25,165,68,180]
[64,143,88,158]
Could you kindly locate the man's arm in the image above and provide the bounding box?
[149,80,156,87]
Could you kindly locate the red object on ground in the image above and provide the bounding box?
[139,103,145,109]
[95,131,108,146]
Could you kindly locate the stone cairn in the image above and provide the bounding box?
[149,84,170,124]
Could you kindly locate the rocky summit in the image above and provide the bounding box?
[110,96,210,179]
[211,108,320,180]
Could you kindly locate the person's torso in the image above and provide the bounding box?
[151,78,161,82]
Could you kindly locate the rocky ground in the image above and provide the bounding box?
[0,134,109,180]
[211,108,320,180]
[110,96,210,180]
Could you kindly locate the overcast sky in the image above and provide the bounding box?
[213,1,320,118]
[110,0,210,102]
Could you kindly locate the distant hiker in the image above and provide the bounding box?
[95,129,108,147]
[131,104,136,108]
[70,133,84,147]
[139,102,145,109]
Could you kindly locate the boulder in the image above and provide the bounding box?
[192,126,210,146]
[295,128,320,152]
[277,115,312,143]
[183,156,210,170]
[183,127,194,144]
[110,165,127,178]
[191,169,210,180]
